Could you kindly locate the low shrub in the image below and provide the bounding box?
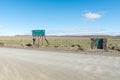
[0,42,4,46]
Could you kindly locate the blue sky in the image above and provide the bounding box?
[0,0,120,36]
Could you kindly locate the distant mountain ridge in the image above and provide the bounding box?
[13,35,120,38]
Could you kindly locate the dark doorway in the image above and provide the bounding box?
[96,38,103,49]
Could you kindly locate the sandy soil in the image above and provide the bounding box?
[0,47,120,80]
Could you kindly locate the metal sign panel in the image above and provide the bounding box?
[32,30,45,36]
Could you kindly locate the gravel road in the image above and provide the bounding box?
[0,47,120,80]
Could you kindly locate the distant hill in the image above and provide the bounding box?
[13,35,118,38]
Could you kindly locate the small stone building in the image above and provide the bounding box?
[91,38,107,51]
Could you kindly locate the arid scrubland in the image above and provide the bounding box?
[0,36,120,51]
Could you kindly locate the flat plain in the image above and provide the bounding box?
[0,36,120,52]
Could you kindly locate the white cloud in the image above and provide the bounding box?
[0,24,3,28]
[83,12,103,21]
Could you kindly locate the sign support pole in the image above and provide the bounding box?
[41,36,43,46]
[38,37,40,47]
[44,36,49,45]
[32,30,49,47]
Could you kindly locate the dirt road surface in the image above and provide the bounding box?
[0,47,120,80]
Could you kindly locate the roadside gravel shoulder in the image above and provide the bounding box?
[1,46,120,57]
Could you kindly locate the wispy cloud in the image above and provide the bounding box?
[46,29,107,35]
[0,24,4,29]
[83,11,104,21]
[18,29,120,36]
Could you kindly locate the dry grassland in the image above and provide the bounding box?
[0,36,120,51]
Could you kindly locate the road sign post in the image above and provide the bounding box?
[32,30,49,47]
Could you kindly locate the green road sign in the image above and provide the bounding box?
[32,30,45,36]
